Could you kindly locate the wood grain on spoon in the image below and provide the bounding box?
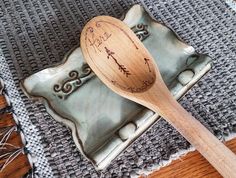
[80,16,236,178]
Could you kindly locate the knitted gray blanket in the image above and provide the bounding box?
[0,0,236,177]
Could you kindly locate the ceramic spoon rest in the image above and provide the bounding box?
[22,5,212,170]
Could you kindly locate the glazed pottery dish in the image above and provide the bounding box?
[22,5,212,169]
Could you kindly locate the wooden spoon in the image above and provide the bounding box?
[80,16,236,177]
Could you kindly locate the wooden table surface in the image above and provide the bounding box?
[144,138,236,178]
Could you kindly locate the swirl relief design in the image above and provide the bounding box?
[53,63,92,99]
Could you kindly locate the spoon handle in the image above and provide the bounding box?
[153,95,236,178]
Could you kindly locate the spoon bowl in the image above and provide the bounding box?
[80,16,166,110]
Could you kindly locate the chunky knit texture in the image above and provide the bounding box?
[0,0,236,177]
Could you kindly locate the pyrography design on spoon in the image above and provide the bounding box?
[84,20,156,93]
[104,46,131,77]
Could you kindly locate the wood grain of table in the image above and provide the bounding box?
[143,138,236,178]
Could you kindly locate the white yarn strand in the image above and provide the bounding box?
[0,126,17,144]
[0,148,24,172]
[0,142,20,150]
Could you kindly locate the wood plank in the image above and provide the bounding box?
[1,131,25,154]
[0,153,31,178]
[0,95,8,110]
[145,138,236,178]
[0,113,16,128]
